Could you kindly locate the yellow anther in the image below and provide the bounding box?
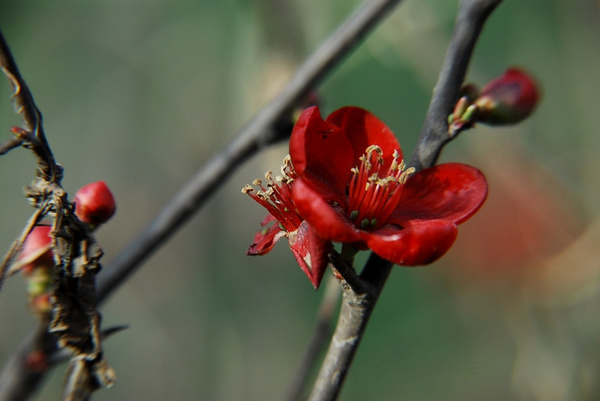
[365,145,382,155]
[399,167,415,184]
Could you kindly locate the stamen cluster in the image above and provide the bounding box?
[242,155,301,232]
[347,145,414,229]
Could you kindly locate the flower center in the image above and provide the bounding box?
[347,145,414,230]
[242,155,302,232]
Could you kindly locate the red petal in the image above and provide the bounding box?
[390,163,488,225]
[289,221,332,289]
[19,225,54,274]
[246,214,286,255]
[326,107,403,171]
[289,106,354,205]
[292,178,362,243]
[362,220,458,266]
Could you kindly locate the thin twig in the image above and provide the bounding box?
[0,206,47,292]
[307,1,503,400]
[410,0,503,171]
[0,136,23,155]
[0,29,60,182]
[285,276,340,401]
[0,30,39,134]
[0,1,403,399]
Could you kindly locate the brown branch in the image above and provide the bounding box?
[0,136,23,155]
[285,276,340,401]
[0,30,113,401]
[307,1,504,400]
[307,254,391,401]
[0,29,61,182]
[410,0,503,171]
[0,205,47,293]
[0,31,39,133]
[0,0,404,399]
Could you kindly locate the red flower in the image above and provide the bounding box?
[290,106,488,266]
[243,156,331,288]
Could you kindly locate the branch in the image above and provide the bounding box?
[285,276,340,401]
[0,136,23,155]
[0,30,38,133]
[410,0,503,171]
[1,29,116,401]
[308,254,392,401]
[307,1,503,400]
[0,0,403,399]
[0,29,61,182]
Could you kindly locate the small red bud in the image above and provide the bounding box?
[74,181,116,227]
[25,350,49,372]
[19,226,54,275]
[10,126,30,138]
[474,68,539,125]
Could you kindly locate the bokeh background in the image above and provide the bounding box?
[1,0,599,400]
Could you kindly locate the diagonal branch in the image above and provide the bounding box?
[307,1,503,400]
[0,30,40,134]
[0,29,61,182]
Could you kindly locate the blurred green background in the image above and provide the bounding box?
[1,0,599,400]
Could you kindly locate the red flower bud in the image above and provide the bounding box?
[74,181,116,227]
[474,68,539,125]
[25,350,49,372]
[19,225,54,275]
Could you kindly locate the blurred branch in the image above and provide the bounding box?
[307,1,503,400]
[285,276,340,401]
[0,136,23,155]
[0,0,403,399]
[0,319,58,401]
